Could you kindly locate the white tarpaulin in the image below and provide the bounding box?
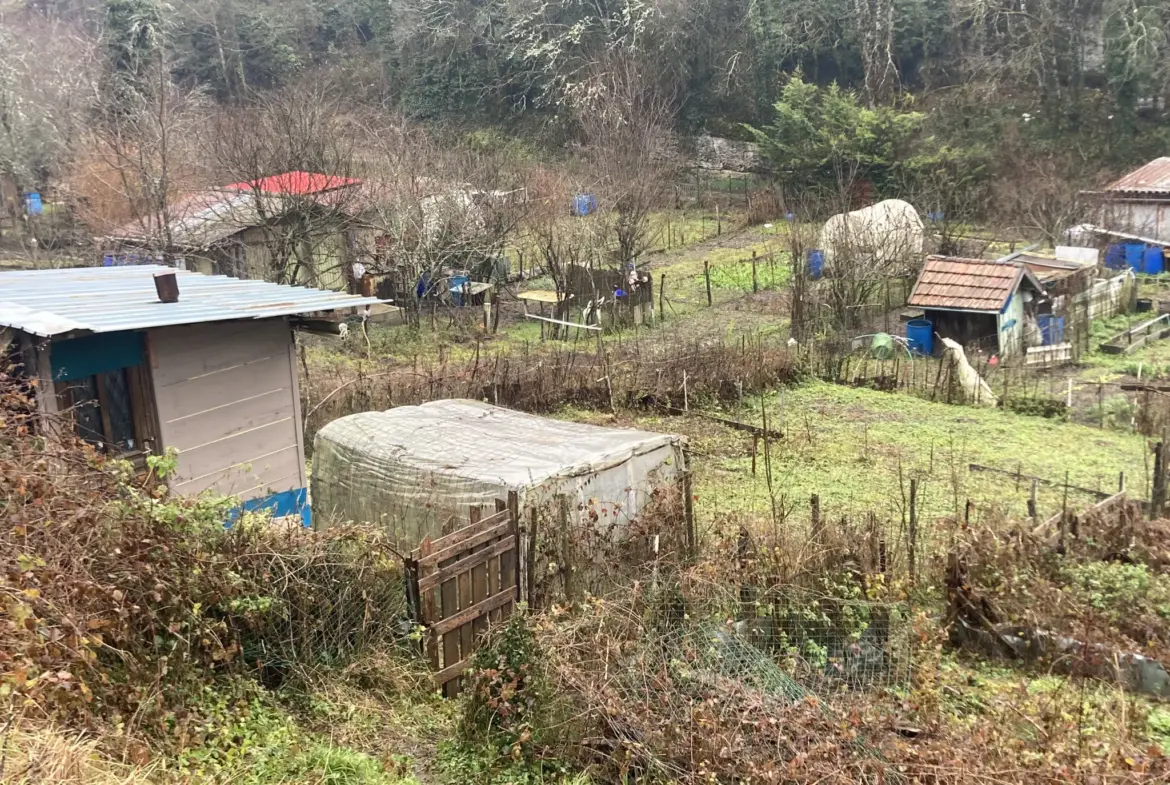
[941,337,997,407]
[311,399,684,545]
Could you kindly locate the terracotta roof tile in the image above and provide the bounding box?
[908,256,1036,312]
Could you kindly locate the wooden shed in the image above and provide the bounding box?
[907,256,1049,358]
[0,265,383,523]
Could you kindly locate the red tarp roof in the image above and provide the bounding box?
[225,171,361,195]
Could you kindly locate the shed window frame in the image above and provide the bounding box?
[55,363,159,465]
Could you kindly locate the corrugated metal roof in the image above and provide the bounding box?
[1012,253,1091,283]
[908,256,1044,313]
[105,190,263,249]
[0,265,385,337]
[1105,158,1170,195]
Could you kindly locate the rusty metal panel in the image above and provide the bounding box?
[1106,157,1170,195]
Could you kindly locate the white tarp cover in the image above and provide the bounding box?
[940,337,997,408]
[819,199,924,271]
[311,399,683,545]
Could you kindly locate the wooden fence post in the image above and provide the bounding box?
[1152,442,1167,519]
[810,494,822,544]
[1028,479,1038,520]
[704,261,713,306]
[559,496,573,601]
[659,273,666,320]
[751,251,759,293]
[526,506,538,609]
[682,447,696,559]
[908,479,918,584]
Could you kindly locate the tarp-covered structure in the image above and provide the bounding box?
[311,399,685,545]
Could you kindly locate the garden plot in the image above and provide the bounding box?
[605,382,1150,532]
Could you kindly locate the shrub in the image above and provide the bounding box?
[460,611,546,759]
[0,374,407,756]
[1004,395,1068,420]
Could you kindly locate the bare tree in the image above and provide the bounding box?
[202,76,361,286]
[993,155,1101,246]
[69,37,208,262]
[0,17,98,194]
[521,165,608,331]
[815,166,925,331]
[572,56,679,265]
[354,115,529,328]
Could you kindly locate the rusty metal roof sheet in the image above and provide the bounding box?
[1105,157,1170,195]
[0,265,385,337]
[908,256,1045,313]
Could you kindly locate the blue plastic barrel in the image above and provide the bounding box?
[1144,245,1165,275]
[1037,314,1064,346]
[806,249,825,279]
[22,193,43,215]
[1105,243,1127,269]
[906,319,934,356]
[1126,243,1146,272]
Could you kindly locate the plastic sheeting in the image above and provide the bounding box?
[311,399,684,546]
[940,337,997,408]
[819,199,924,271]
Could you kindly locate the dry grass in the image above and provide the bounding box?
[0,726,158,785]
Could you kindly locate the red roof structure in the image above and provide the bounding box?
[1104,158,1170,197]
[225,171,361,196]
[908,256,1046,313]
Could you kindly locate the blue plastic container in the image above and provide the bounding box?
[1126,243,1146,272]
[806,249,825,280]
[1037,314,1064,346]
[906,319,934,356]
[571,194,597,217]
[448,274,470,306]
[23,192,43,215]
[1105,243,1127,269]
[1144,245,1165,275]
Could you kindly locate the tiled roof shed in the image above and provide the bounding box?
[908,256,1046,313]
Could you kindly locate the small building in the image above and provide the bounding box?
[311,399,686,545]
[0,265,383,522]
[1092,157,1170,243]
[1007,250,1097,305]
[103,172,362,290]
[907,256,1049,358]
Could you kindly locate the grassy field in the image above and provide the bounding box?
[581,381,1150,536]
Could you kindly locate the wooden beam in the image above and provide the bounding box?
[433,655,472,689]
[419,508,509,555]
[663,405,779,439]
[968,463,1111,500]
[523,313,601,331]
[429,591,514,637]
[419,537,515,592]
[416,518,513,568]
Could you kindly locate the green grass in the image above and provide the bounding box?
[616,381,1150,531]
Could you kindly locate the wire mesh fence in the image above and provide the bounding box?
[230,523,409,673]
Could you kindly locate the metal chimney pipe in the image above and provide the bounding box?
[154,270,179,303]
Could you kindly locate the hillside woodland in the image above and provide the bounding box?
[2,0,1170,229]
